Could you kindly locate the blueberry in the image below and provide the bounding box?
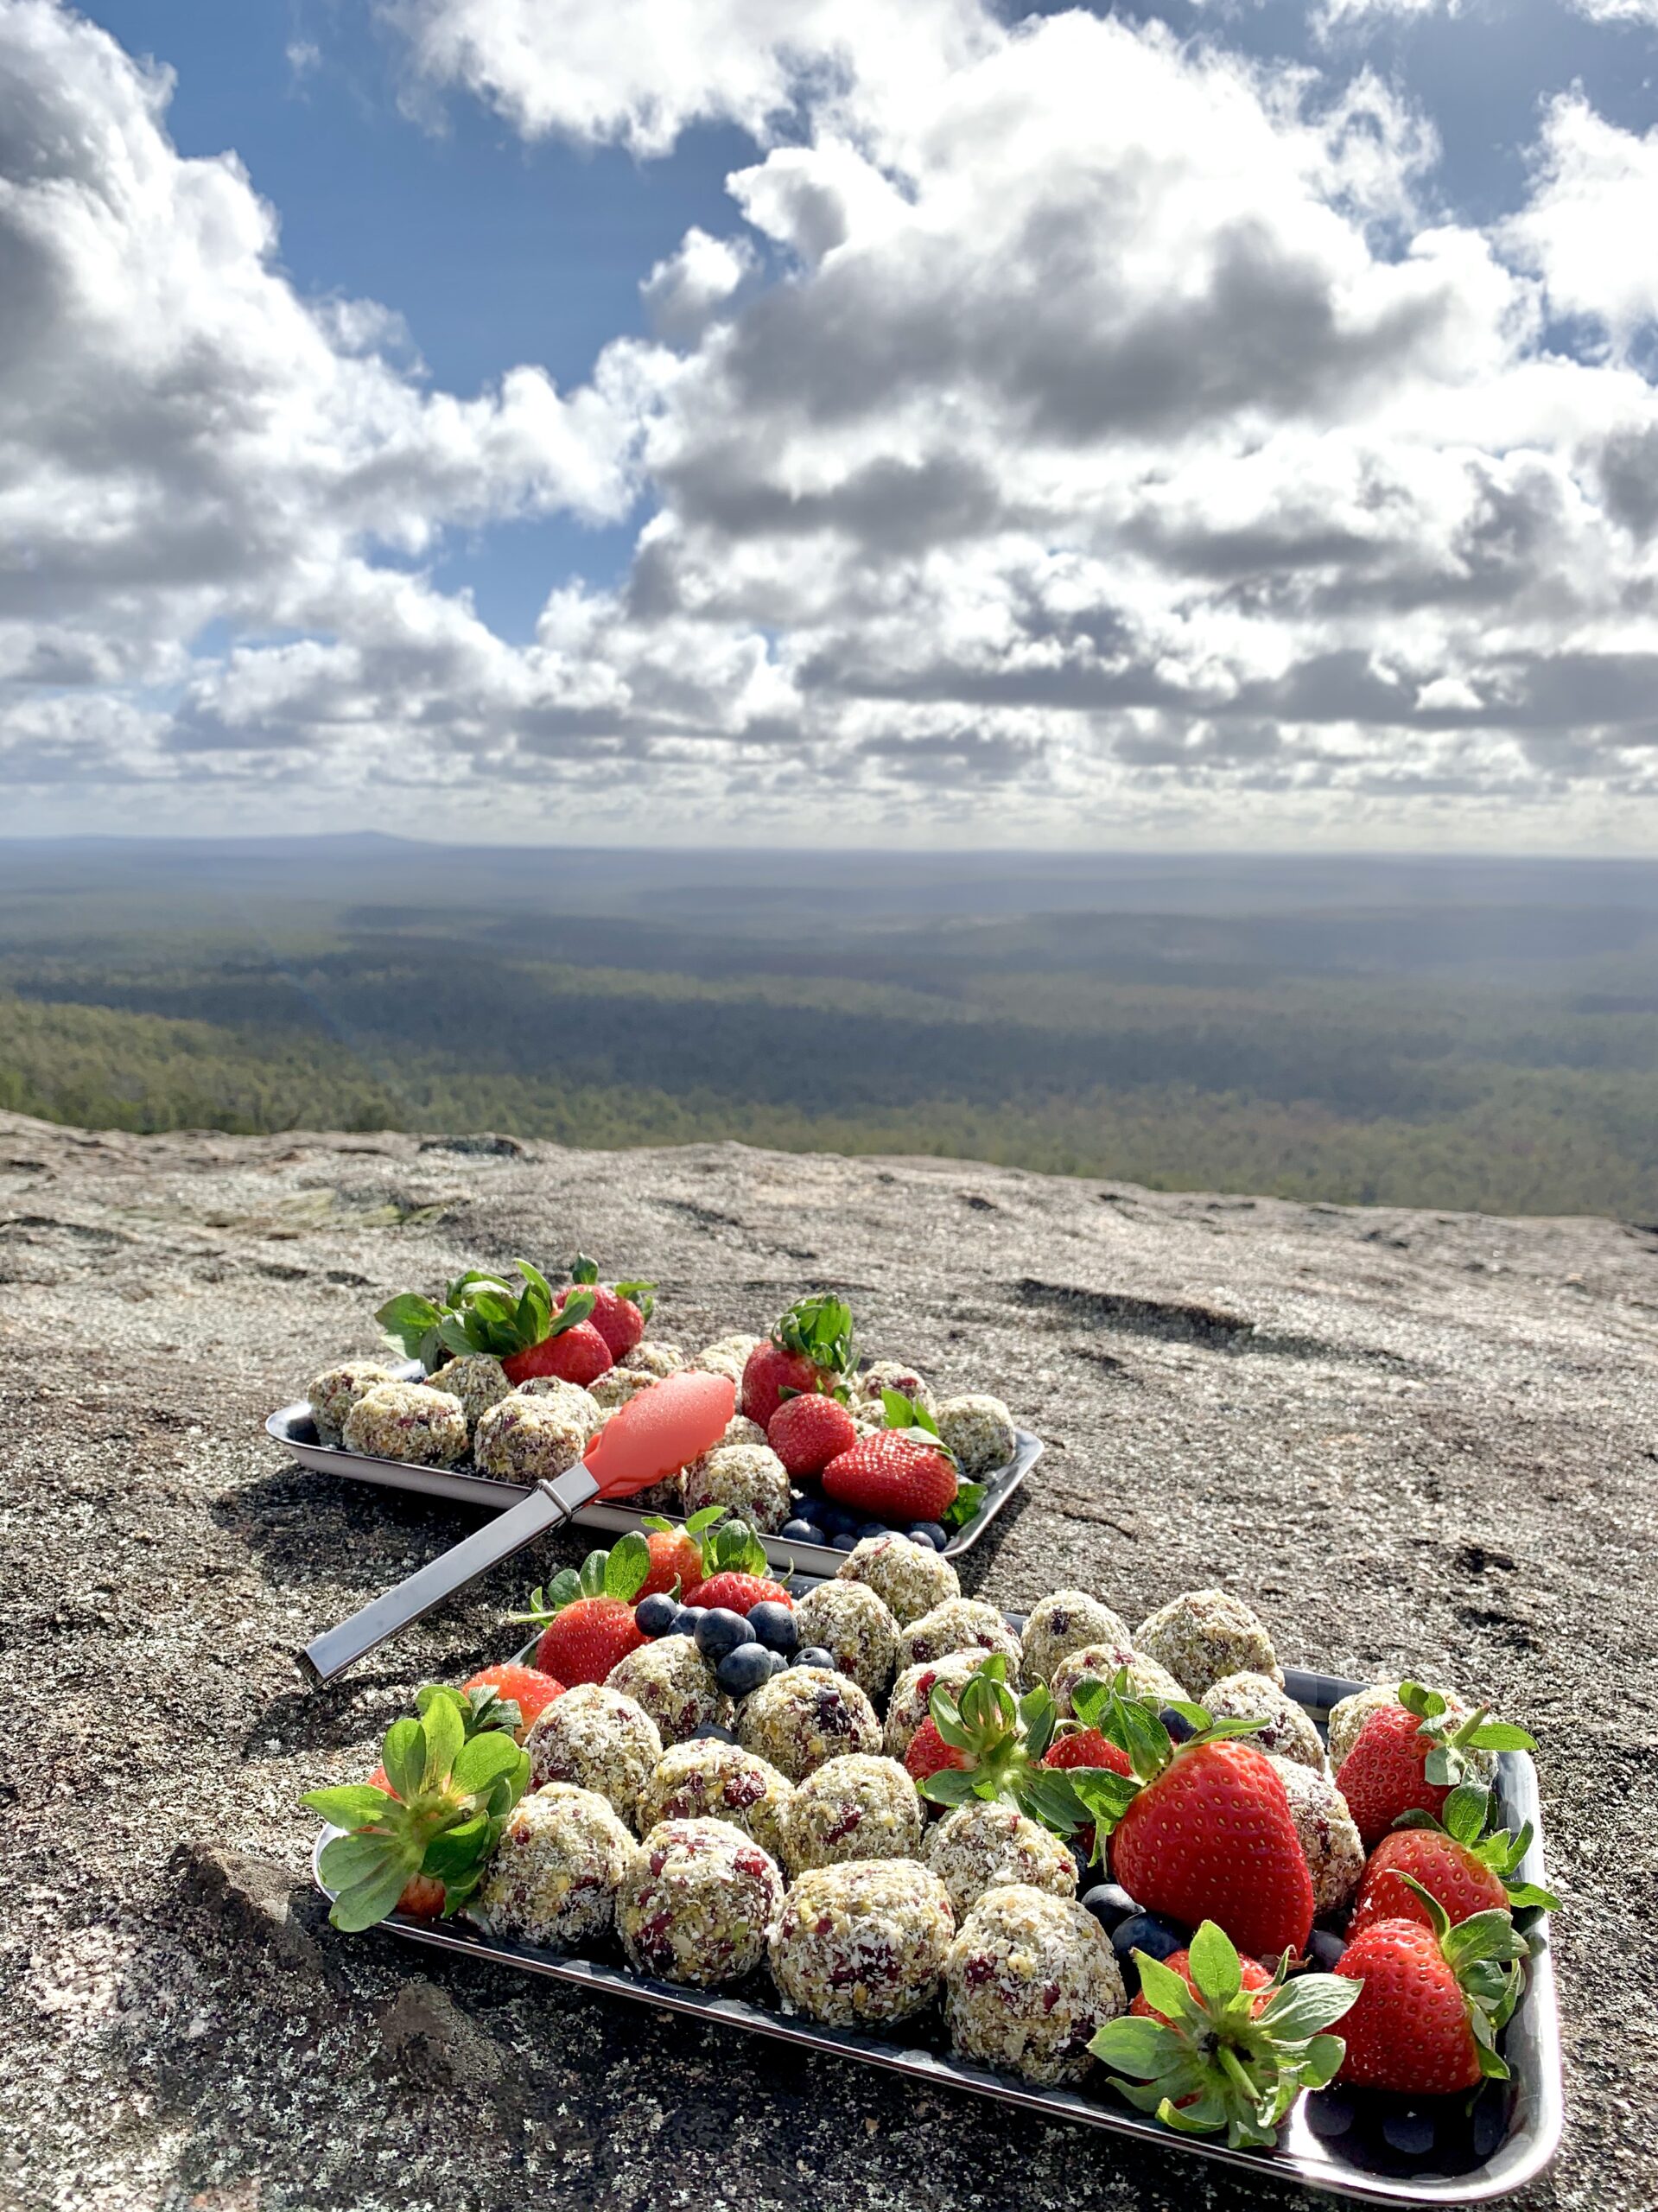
[1380,2107,1439,2158]
[690,1719,738,1745]
[1469,2085,1509,2162]
[795,1645,837,1670]
[715,1643,777,1698]
[1159,1706,1197,1744]
[633,1592,680,1637]
[1110,1910,1188,1971]
[816,1502,859,1536]
[831,1533,859,1552]
[670,1605,701,1637]
[907,1522,948,1550]
[767,1647,791,1675]
[693,1606,755,1661]
[858,1524,893,1541]
[1305,1928,1347,1972]
[780,1517,826,1544]
[1080,1882,1139,1936]
[748,1600,798,1655]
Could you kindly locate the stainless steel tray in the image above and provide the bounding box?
[265,1376,1041,1574]
[310,1665,1562,2202]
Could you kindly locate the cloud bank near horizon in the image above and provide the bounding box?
[3,0,1658,846]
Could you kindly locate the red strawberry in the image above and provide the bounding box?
[504,1319,613,1389]
[1042,1726,1133,1777]
[905,1715,969,1783]
[516,1539,653,1684]
[1074,1694,1313,1961]
[558,1255,654,1359]
[1130,1946,1273,2023]
[1336,1889,1528,2094]
[460,1663,565,1739]
[822,1431,957,1523]
[740,1294,857,1425]
[1348,1786,1559,1936]
[638,1524,704,1600]
[768,1392,857,1478]
[1336,1684,1533,1849]
[685,1571,791,1616]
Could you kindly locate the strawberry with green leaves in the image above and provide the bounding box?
[823,1391,959,1525]
[638,1509,722,1599]
[1066,1685,1313,1962]
[679,1512,793,1614]
[459,1664,565,1740]
[741,1295,858,1427]
[1350,1783,1558,1935]
[1091,1920,1358,2149]
[377,1259,609,1387]
[1337,1877,1529,2094]
[905,1656,1108,1838]
[304,1686,529,1931]
[513,1535,653,1682]
[1336,1682,1537,1847]
[559,1255,655,1360]
[768,1391,857,1478]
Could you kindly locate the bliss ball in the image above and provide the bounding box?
[681,1442,793,1532]
[770,1860,955,2027]
[1048,1642,1188,1717]
[897,1598,1022,1675]
[735,1666,880,1783]
[695,1333,762,1387]
[924,1798,1077,1917]
[624,1341,687,1377]
[341,1382,467,1466]
[1267,1755,1366,1916]
[853,1361,937,1418]
[779,1753,924,1878]
[514,1374,605,1441]
[944,1885,1125,2085]
[1134,1589,1282,1698]
[1019,1591,1133,1689]
[934,1394,1018,1479]
[1204,1672,1328,1772]
[790,1580,900,1700]
[588,1366,660,1413]
[307,1360,400,1445]
[423,1353,511,1431]
[473,1395,589,1483]
[478,1783,635,1951]
[618,1817,782,1986]
[607,1638,732,1747]
[835,1532,961,1626]
[524,1684,663,1826]
[637,1739,794,1863]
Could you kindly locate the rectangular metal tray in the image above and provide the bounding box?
[265,1375,1041,1576]
[311,1663,1561,2203]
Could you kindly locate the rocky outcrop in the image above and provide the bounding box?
[2,1110,1651,2209]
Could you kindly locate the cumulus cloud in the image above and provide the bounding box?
[6,0,1658,842]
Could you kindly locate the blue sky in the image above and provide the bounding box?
[5,0,1658,847]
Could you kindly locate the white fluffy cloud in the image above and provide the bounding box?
[6,0,1658,842]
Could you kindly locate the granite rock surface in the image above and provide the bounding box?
[1,1109,1652,2211]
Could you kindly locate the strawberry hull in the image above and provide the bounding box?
[310,1647,1561,2207]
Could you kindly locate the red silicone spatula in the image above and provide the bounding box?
[298,1370,735,1684]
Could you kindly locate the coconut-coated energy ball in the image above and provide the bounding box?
[934,1394,1018,1479]
[852,1361,937,1417]
[525,1684,663,1826]
[607,1638,732,1747]
[307,1360,401,1445]
[791,1580,900,1700]
[617,1818,783,1986]
[680,1442,792,1532]
[1020,1591,1133,1689]
[944,1885,1125,2085]
[835,1533,960,1626]
[1266,1755,1366,1916]
[769,1860,955,2027]
[735,1666,880,1783]
[514,1374,606,1441]
[1048,1642,1188,1718]
[423,1353,511,1431]
[1134,1588,1282,1698]
[473,1394,589,1483]
[883,1650,1003,1762]
[897,1598,1022,1676]
[341,1382,467,1466]
[624,1341,686,1378]
[588,1366,659,1414]
[637,1740,794,1863]
[695,1334,761,1387]
[477,1783,635,1951]
[924,1798,1078,1916]
[1204,1672,1328,1773]
[778,1754,924,1878]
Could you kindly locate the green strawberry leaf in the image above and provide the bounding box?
[1019,1684,1057,1762]
[942,1482,985,1529]
[1299,2034,1347,2092]
[1502,1879,1560,1912]
[571,1255,600,1284]
[1015,1769,1089,1835]
[419,1690,467,1789]
[1464,1721,1537,1752]
[917,1768,980,1807]
[451,1732,527,1796]
[613,1279,656,1320]
[576,1548,611,1599]
[605,1531,651,1602]
[376,1292,443,1355]
[1256,1975,1361,2038]
[317,1830,403,1889]
[1439,1783,1491,1846]
[1135,1951,1201,2022]
[683,1505,727,1535]
[302,1784,397,1831]
[1089,2018,1175,2072]
[331,1847,423,1934]
[381,1716,426,1805]
[1187,1919,1241,2007]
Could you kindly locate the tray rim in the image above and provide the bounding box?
[308,1663,1563,2206]
[264,1389,1041,1573]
